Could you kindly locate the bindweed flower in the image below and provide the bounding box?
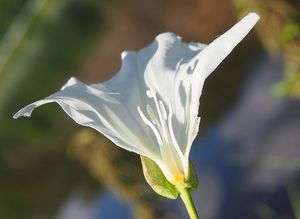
[14,13,259,189]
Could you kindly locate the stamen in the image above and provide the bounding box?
[146,89,154,98]
[146,104,157,125]
[151,93,169,143]
[158,100,167,120]
[138,89,187,182]
[137,106,163,146]
[167,101,188,178]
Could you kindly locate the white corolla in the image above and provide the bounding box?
[14,13,259,185]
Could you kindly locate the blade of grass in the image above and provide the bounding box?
[287,184,300,219]
[0,0,52,79]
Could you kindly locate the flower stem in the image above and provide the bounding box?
[177,187,199,219]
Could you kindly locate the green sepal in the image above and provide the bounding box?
[174,161,198,191]
[185,161,198,191]
[140,156,178,199]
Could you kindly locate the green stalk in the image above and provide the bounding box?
[177,187,199,219]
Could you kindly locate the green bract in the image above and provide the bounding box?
[141,156,198,199]
[141,156,178,199]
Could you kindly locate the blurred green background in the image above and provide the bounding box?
[0,0,299,219]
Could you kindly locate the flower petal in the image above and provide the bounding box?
[14,77,160,162]
[185,12,260,158]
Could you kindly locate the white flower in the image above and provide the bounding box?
[14,13,259,185]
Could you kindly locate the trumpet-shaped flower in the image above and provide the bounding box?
[14,13,259,185]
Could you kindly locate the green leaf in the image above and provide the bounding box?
[140,156,178,199]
